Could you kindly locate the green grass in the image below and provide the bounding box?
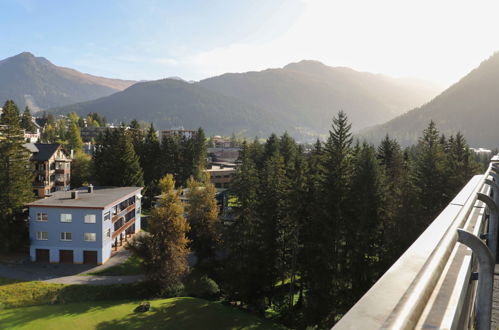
[0,277,155,309]
[87,256,143,276]
[0,297,287,330]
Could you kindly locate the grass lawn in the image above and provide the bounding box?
[0,297,287,330]
[0,277,154,309]
[87,256,143,276]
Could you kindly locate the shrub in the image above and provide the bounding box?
[185,275,220,300]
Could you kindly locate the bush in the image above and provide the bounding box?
[185,275,220,300]
[160,282,185,298]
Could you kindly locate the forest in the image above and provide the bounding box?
[0,99,488,329]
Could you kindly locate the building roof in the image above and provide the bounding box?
[28,143,69,161]
[26,186,142,209]
[34,118,48,128]
[23,143,39,153]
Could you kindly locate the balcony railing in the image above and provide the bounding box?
[334,157,499,330]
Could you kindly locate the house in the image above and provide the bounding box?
[159,129,197,142]
[206,164,236,188]
[26,186,142,264]
[24,143,72,197]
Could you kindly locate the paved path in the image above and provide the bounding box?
[0,248,145,285]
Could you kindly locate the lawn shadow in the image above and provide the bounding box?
[96,297,285,330]
[0,300,116,328]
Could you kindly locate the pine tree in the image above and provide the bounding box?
[70,151,92,187]
[223,141,267,309]
[117,128,144,187]
[128,174,190,289]
[93,128,144,187]
[140,124,161,186]
[185,175,221,265]
[0,100,34,251]
[160,134,181,182]
[67,121,83,152]
[20,107,36,133]
[413,121,448,227]
[347,143,384,302]
[305,110,353,325]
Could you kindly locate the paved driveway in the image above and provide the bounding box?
[0,248,145,285]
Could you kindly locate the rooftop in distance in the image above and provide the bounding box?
[26,186,142,209]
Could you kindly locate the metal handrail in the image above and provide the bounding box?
[334,158,499,329]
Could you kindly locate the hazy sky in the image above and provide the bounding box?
[1,0,499,86]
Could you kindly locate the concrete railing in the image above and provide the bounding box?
[334,156,499,330]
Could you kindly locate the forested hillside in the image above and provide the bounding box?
[361,52,499,148]
[52,60,440,139]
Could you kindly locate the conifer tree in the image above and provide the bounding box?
[347,143,384,301]
[0,100,34,251]
[185,175,221,264]
[20,106,36,133]
[67,121,83,152]
[413,121,448,227]
[140,124,161,186]
[128,174,190,289]
[223,142,267,309]
[305,110,353,325]
[93,128,144,187]
[70,151,92,187]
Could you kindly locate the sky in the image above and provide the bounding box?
[1,0,499,87]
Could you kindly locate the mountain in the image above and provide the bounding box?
[52,60,441,139]
[53,78,279,136]
[361,52,499,148]
[0,52,136,111]
[200,61,441,134]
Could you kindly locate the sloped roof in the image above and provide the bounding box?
[32,143,63,161]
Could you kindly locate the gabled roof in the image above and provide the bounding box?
[30,143,68,161]
[34,118,48,128]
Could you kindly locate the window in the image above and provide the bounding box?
[84,233,96,242]
[60,214,72,223]
[105,228,111,239]
[84,214,96,224]
[36,231,48,240]
[60,232,72,241]
[104,211,111,221]
[36,213,48,221]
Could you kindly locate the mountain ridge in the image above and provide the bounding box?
[50,59,441,139]
[360,52,499,148]
[0,52,136,111]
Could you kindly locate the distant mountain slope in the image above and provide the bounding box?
[199,60,442,133]
[361,52,499,148]
[0,52,136,111]
[52,78,279,137]
[53,60,441,139]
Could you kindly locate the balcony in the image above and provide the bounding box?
[112,204,135,222]
[112,218,135,239]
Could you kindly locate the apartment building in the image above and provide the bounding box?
[24,143,72,197]
[27,186,142,264]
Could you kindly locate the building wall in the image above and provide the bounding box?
[29,192,142,264]
[29,206,104,263]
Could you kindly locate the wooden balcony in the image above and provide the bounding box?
[112,218,135,239]
[112,204,135,223]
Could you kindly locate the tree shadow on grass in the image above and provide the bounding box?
[96,297,285,330]
[0,301,115,329]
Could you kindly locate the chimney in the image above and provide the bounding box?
[88,184,94,193]
[71,191,79,199]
